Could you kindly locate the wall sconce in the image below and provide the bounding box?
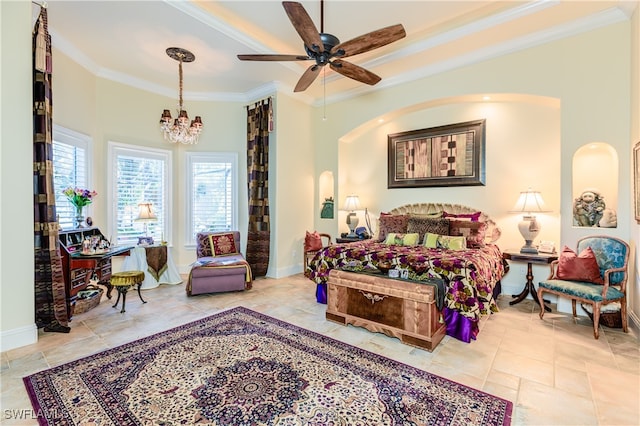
[510,188,550,253]
[343,195,361,238]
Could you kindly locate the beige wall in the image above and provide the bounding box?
[53,53,251,274]
[271,93,316,277]
[313,22,633,314]
[336,98,561,295]
[630,4,640,331]
[0,1,38,350]
[1,4,637,350]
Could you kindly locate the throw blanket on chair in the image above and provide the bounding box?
[187,257,254,295]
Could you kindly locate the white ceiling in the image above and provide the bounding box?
[37,0,637,104]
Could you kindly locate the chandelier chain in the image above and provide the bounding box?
[178,58,184,110]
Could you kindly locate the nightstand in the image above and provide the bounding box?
[336,237,370,244]
[503,250,558,312]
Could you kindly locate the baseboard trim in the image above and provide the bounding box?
[1,323,38,352]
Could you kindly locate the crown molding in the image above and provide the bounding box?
[50,2,631,107]
[316,5,630,107]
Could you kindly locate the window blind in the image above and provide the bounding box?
[53,133,88,229]
[115,153,166,246]
[187,153,237,245]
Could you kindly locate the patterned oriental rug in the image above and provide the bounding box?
[24,307,512,425]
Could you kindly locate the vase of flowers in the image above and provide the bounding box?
[62,187,97,228]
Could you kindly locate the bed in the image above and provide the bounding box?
[307,203,506,343]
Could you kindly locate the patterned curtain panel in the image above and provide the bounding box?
[33,8,70,333]
[246,99,272,277]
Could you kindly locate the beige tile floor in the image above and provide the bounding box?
[2,274,639,425]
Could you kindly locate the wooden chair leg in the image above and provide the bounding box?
[537,288,546,319]
[621,298,629,333]
[592,302,600,339]
[571,300,577,318]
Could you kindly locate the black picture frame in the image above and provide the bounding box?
[387,119,486,188]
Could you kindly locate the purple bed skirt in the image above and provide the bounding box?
[316,281,502,344]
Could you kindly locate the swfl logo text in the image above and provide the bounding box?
[3,408,61,420]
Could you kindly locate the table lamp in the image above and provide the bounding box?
[135,202,157,239]
[510,188,550,254]
[344,195,361,238]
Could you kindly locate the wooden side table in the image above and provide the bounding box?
[502,250,558,312]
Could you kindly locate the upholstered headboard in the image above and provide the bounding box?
[388,203,501,243]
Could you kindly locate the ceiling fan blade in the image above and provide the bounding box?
[283,2,324,53]
[330,24,406,58]
[237,54,310,61]
[329,60,381,86]
[294,65,322,92]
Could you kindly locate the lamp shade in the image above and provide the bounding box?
[509,188,550,254]
[510,189,550,214]
[135,202,157,221]
[343,195,361,212]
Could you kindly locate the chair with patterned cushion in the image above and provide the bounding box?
[304,231,332,277]
[187,231,253,296]
[537,235,629,339]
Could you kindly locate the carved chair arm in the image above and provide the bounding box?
[601,265,628,295]
[546,259,560,279]
[318,233,332,247]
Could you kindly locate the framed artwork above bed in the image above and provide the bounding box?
[387,119,486,188]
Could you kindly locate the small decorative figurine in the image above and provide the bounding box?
[320,197,334,219]
[573,189,606,227]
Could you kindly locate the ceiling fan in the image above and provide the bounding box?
[237,1,406,92]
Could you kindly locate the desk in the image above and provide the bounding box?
[59,227,133,319]
[122,246,182,289]
[503,250,557,312]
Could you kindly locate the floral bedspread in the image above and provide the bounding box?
[308,241,506,341]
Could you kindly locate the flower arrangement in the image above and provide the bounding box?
[62,187,97,208]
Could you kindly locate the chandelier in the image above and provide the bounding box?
[159,47,203,144]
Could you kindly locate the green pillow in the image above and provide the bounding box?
[423,233,467,250]
[383,232,420,246]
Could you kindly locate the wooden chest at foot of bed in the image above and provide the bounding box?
[326,269,446,351]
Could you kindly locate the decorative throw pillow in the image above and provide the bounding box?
[555,246,603,284]
[448,220,487,248]
[383,233,420,246]
[407,217,449,243]
[196,232,213,258]
[443,211,482,222]
[423,233,467,250]
[208,232,238,257]
[304,231,323,252]
[377,213,409,242]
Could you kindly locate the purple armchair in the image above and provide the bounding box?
[186,231,253,296]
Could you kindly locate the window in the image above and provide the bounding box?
[186,152,238,246]
[108,142,172,246]
[52,127,91,229]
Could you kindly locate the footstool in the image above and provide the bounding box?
[110,270,146,313]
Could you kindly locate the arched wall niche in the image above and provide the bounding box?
[572,142,618,228]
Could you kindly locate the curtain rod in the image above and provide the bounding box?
[32,1,47,8]
[243,96,273,109]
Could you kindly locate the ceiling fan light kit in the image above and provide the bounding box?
[237,1,405,92]
[160,47,203,145]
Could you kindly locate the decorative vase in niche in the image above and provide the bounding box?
[74,206,85,228]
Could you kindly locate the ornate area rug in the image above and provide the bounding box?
[24,307,512,425]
